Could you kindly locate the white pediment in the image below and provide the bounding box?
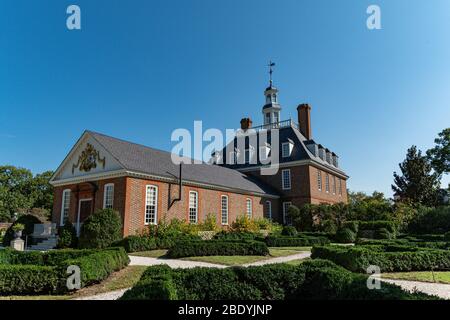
[51,132,124,182]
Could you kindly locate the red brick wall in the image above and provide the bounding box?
[246,164,348,220]
[124,177,270,236]
[52,176,273,237]
[52,177,127,229]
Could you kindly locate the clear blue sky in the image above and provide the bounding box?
[1,0,449,196]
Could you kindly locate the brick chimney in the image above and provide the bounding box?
[240,118,253,130]
[297,104,312,139]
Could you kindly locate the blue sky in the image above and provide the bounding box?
[0,0,449,196]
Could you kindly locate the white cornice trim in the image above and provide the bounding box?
[50,169,280,199]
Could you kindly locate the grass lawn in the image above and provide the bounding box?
[129,249,168,258]
[0,265,147,300]
[382,271,450,285]
[285,258,311,266]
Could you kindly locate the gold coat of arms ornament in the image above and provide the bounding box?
[72,143,106,174]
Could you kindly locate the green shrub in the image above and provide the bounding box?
[335,228,356,243]
[78,209,122,249]
[408,206,450,234]
[213,231,257,241]
[119,236,157,253]
[199,214,218,232]
[265,235,330,247]
[374,228,392,240]
[121,259,434,300]
[166,240,269,258]
[2,214,41,246]
[311,245,450,273]
[59,247,129,287]
[342,221,359,234]
[444,231,450,242]
[57,222,77,248]
[358,220,397,235]
[230,215,259,233]
[0,265,61,295]
[0,247,129,295]
[281,226,297,236]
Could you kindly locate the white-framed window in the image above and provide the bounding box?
[221,195,228,225]
[265,113,271,124]
[317,170,322,191]
[325,174,330,193]
[332,176,336,195]
[265,200,272,220]
[145,185,158,225]
[246,198,252,218]
[282,142,292,158]
[283,202,292,225]
[189,191,198,224]
[103,183,114,209]
[282,169,291,190]
[339,179,343,196]
[60,189,71,226]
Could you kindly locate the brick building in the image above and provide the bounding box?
[215,81,349,223]
[50,81,348,236]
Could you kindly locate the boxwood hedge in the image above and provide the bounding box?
[0,247,129,295]
[265,235,330,247]
[166,240,269,258]
[311,245,450,273]
[121,259,435,300]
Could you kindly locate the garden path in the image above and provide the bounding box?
[381,279,450,300]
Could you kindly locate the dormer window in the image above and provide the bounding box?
[260,144,271,161]
[282,141,294,158]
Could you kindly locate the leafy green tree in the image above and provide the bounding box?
[392,146,441,206]
[30,170,54,211]
[0,166,54,222]
[0,166,34,220]
[427,128,450,175]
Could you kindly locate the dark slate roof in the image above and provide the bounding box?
[88,131,279,196]
[219,124,348,177]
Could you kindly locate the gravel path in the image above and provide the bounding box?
[129,255,227,268]
[129,252,311,268]
[242,252,311,267]
[381,279,450,300]
[73,288,131,300]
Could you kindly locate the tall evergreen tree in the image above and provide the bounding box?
[392,146,441,206]
[427,128,450,175]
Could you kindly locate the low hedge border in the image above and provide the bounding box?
[120,259,435,300]
[311,245,450,273]
[0,247,129,295]
[166,240,269,258]
[265,235,330,247]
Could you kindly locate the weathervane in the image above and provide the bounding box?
[268,60,275,86]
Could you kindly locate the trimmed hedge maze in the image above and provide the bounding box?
[0,247,129,295]
[121,259,435,300]
[311,244,450,273]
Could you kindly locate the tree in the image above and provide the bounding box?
[0,166,54,222]
[392,146,441,206]
[427,128,450,175]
